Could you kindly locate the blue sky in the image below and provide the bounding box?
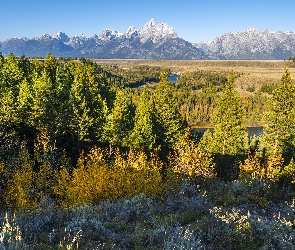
[1,0,295,43]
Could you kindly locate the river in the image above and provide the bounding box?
[169,74,263,138]
[168,74,178,83]
[192,127,263,138]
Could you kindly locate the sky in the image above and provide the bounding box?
[1,0,295,43]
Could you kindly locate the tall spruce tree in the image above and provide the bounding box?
[0,54,24,126]
[259,69,295,161]
[153,68,185,153]
[210,71,248,155]
[103,90,133,148]
[199,71,248,179]
[30,70,53,130]
[130,88,157,152]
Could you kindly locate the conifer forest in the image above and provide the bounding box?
[0,53,295,249]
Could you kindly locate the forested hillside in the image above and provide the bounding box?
[0,53,295,249]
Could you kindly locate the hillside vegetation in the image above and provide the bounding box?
[0,54,295,249]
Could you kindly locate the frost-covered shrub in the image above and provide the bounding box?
[166,182,210,214]
[15,204,62,244]
[65,205,107,243]
[0,213,25,250]
[205,206,295,249]
[229,180,247,195]
[249,215,295,250]
[109,194,154,223]
[58,227,83,250]
[164,226,204,250]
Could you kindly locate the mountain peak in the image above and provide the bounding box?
[246,27,258,32]
[125,26,138,36]
[144,18,156,28]
[99,29,123,40]
[38,33,52,40]
[139,18,178,43]
[53,31,69,42]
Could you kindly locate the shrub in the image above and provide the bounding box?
[55,147,169,207]
[171,132,216,182]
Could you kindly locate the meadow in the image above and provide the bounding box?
[94,59,295,85]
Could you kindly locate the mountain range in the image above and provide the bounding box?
[1,19,295,60]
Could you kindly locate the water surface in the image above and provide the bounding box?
[192,127,263,138]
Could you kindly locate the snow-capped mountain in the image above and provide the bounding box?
[0,19,203,59]
[194,28,295,59]
[1,20,295,59]
[138,18,178,43]
[53,32,70,43]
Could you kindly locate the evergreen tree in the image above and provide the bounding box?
[49,64,72,137]
[69,64,94,144]
[17,78,33,126]
[0,89,16,126]
[259,69,295,161]
[210,71,248,155]
[0,53,24,94]
[30,70,53,129]
[0,54,24,126]
[83,63,107,141]
[103,90,133,148]
[69,62,106,145]
[199,71,248,179]
[130,88,157,152]
[44,53,58,84]
[153,68,185,152]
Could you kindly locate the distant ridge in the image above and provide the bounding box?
[194,28,295,59]
[1,20,295,59]
[0,19,204,59]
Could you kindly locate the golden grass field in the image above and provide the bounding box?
[94,59,295,94]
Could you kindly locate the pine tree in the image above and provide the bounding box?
[103,90,133,148]
[0,53,24,95]
[69,62,106,145]
[0,53,24,126]
[44,53,58,83]
[210,71,248,156]
[259,69,295,160]
[30,70,53,129]
[17,78,33,126]
[69,71,93,144]
[153,68,185,152]
[130,88,157,152]
[199,71,248,179]
[49,64,72,137]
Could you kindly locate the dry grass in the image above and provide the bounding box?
[93,59,295,90]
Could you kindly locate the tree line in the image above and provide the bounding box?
[0,53,295,211]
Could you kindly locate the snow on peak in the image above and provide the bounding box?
[139,18,178,43]
[53,31,69,42]
[35,33,52,40]
[125,26,138,37]
[99,29,123,40]
[247,27,258,32]
[143,18,156,28]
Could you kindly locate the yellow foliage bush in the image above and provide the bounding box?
[264,154,283,181]
[4,132,57,211]
[239,152,262,179]
[239,152,283,181]
[5,142,36,210]
[55,147,168,207]
[171,132,216,181]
